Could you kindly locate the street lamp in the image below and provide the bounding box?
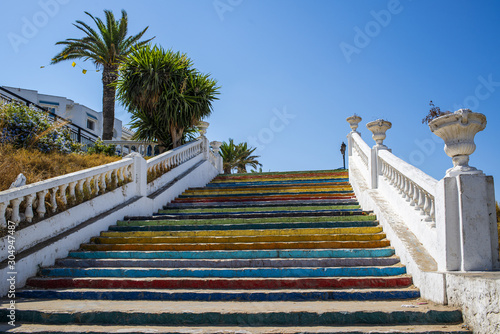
[340,142,346,170]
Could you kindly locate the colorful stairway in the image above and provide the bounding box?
[1,170,471,333]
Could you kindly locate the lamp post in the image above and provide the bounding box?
[340,142,346,170]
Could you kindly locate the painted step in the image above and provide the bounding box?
[180,186,354,196]
[39,266,406,278]
[159,204,361,214]
[165,198,359,209]
[204,178,350,188]
[0,299,464,327]
[17,288,421,302]
[80,239,391,251]
[118,215,378,226]
[54,257,401,268]
[26,276,414,290]
[108,220,380,232]
[89,234,387,245]
[171,193,356,203]
[67,248,397,260]
[100,226,384,237]
[176,190,354,199]
[0,324,473,333]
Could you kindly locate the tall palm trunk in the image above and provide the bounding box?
[102,65,119,140]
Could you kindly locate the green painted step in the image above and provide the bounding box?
[0,300,464,327]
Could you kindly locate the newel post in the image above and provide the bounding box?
[366,119,392,189]
[211,141,224,174]
[346,115,362,157]
[198,121,210,160]
[430,109,499,271]
[124,152,147,197]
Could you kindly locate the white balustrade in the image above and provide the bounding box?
[378,150,437,227]
[103,140,160,157]
[146,140,205,183]
[351,133,370,168]
[0,158,134,228]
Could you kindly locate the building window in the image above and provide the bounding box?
[87,119,96,131]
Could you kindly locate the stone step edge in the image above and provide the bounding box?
[0,323,472,334]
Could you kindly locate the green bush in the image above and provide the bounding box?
[87,138,117,156]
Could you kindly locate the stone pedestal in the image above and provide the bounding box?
[436,173,499,271]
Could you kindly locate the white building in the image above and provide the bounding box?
[1,86,122,141]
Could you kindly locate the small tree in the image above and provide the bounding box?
[220,139,261,174]
[116,44,219,149]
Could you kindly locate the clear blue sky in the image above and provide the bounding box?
[2,0,500,196]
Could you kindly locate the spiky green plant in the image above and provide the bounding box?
[116,44,219,149]
[220,139,261,174]
[51,10,153,140]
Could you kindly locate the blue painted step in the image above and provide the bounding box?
[41,266,407,278]
[68,248,396,260]
[18,289,420,302]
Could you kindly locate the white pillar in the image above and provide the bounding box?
[366,119,392,189]
[436,174,499,271]
[124,152,147,197]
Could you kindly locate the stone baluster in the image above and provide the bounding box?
[93,175,100,195]
[100,173,107,193]
[50,187,58,213]
[36,190,48,218]
[0,202,7,227]
[25,194,36,222]
[10,198,22,224]
[59,184,68,205]
[68,182,77,202]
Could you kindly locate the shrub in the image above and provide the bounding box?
[87,138,117,156]
[0,102,80,154]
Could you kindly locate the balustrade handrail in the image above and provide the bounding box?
[146,140,202,168]
[0,158,134,226]
[378,150,438,195]
[0,159,133,200]
[351,132,370,157]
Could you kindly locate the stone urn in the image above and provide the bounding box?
[428,109,486,176]
[366,119,392,147]
[197,121,210,137]
[210,141,222,153]
[346,115,362,133]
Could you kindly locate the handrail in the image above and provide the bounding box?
[351,132,370,168]
[0,158,134,227]
[146,140,204,184]
[378,150,437,224]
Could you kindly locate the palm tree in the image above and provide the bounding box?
[220,139,261,174]
[235,142,261,173]
[116,44,219,148]
[51,10,153,140]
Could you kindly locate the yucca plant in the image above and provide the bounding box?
[51,10,153,140]
[116,44,219,149]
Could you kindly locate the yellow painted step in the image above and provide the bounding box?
[101,226,383,238]
[91,233,387,245]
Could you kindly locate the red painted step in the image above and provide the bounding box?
[26,276,413,290]
[173,194,356,203]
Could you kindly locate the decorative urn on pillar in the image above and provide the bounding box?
[428,109,486,177]
[197,121,210,137]
[366,119,392,148]
[346,115,362,133]
[210,141,222,153]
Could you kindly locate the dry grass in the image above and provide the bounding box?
[0,143,121,191]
